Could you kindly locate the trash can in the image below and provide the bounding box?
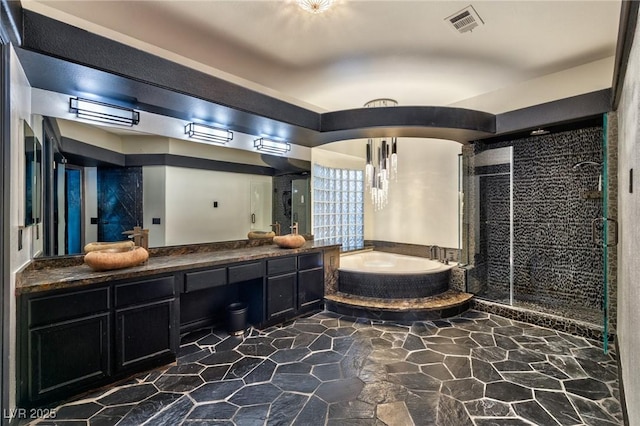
[226,302,248,336]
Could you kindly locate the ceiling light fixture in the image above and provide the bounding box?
[254,137,291,155]
[296,0,333,14]
[69,97,140,126]
[185,122,233,145]
[364,98,399,211]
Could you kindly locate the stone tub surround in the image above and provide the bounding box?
[360,242,466,294]
[325,291,473,322]
[364,240,460,263]
[25,310,623,425]
[16,240,337,295]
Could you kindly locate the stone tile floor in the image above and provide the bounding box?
[31,310,623,425]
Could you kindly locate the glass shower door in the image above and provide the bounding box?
[462,146,514,303]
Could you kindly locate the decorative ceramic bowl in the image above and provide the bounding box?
[247,231,275,240]
[273,234,306,249]
[84,246,149,271]
[84,240,134,253]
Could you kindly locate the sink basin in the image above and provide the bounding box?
[247,230,275,240]
[84,246,149,271]
[273,234,306,249]
[84,240,134,253]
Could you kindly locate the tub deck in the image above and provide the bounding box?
[325,290,473,321]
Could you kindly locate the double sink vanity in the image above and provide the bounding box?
[15,240,340,408]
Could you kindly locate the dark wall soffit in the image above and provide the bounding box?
[611,0,639,110]
[19,9,613,147]
[126,154,276,176]
[492,89,611,138]
[60,137,277,176]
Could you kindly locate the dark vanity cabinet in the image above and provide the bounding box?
[297,252,325,312]
[19,275,179,407]
[266,257,298,321]
[18,247,328,408]
[266,251,325,324]
[20,285,111,406]
[114,276,178,373]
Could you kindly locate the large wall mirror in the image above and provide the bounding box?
[24,121,42,227]
[41,117,310,257]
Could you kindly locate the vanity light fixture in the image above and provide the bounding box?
[185,122,233,145]
[253,137,291,155]
[69,97,140,126]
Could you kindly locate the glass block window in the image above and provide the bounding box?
[313,164,364,251]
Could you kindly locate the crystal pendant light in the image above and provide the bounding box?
[363,99,399,211]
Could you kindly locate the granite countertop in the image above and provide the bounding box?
[16,241,340,295]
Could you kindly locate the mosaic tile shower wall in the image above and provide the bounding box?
[472,127,606,325]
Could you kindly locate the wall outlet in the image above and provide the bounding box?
[152,218,161,225]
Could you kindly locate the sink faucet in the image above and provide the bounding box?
[290,222,299,235]
[271,222,281,236]
[122,226,149,250]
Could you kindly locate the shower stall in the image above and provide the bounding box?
[461,118,616,349]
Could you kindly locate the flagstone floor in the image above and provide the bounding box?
[30,310,623,425]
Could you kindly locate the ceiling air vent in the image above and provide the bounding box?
[446,5,484,34]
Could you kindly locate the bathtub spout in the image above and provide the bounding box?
[429,245,439,261]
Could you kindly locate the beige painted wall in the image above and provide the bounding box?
[163,166,272,245]
[616,8,640,424]
[313,138,461,248]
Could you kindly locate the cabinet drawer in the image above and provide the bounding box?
[298,252,323,270]
[267,257,296,276]
[184,268,227,293]
[115,276,175,308]
[228,262,263,284]
[28,286,110,327]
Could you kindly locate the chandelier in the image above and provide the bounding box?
[364,99,398,211]
[296,0,333,14]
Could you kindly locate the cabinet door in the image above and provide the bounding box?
[115,299,176,372]
[28,313,110,403]
[267,273,296,320]
[298,267,325,310]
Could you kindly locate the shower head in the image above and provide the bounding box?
[572,161,602,170]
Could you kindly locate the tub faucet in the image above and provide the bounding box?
[430,245,439,261]
[439,247,448,264]
[271,222,281,236]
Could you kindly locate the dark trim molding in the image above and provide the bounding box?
[42,117,61,256]
[0,43,10,425]
[612,1,639,110]
[125,153,275,176]
[59,137,277,176]
[60,136,125,167]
